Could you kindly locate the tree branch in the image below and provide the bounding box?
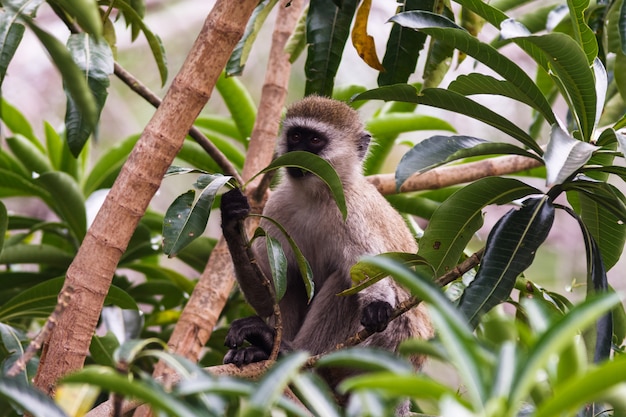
[367,154,543,195]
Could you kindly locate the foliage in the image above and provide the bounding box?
[1,0,626,415]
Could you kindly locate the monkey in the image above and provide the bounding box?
[220,96,433,400]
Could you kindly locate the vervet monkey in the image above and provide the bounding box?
[220,96,432,385]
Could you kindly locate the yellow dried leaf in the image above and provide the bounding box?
[351,0,385,71]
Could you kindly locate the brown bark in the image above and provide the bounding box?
[367,154,544,195]
[33,0,259,395]
[131,3,303,417]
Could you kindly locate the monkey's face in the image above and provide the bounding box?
[284,126,329,178]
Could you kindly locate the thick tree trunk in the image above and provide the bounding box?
[34,0,259,395]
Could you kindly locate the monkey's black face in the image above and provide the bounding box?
[285,126,329,178]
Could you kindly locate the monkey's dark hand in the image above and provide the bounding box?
[223,316,274,367]
[221,188,250,227]
[361,301,393,333]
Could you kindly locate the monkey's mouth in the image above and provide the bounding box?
[287,167,311,178]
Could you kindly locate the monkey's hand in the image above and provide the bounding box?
[361,301,393,333]
[224,316,279,367]
[221,188,250,228]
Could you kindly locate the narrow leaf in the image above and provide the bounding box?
[111,0,167,85]
[501,29,597,141]
[163,175,231,257]
[65,33,114,157]
[52,0,102,35]
[459,196,555,327]
[544,125,598,186]
[379,0,432,86]
[419,177,541,277]
[216,73,256,141]
[341,252,430,296]
[252,151,347,221]
[0,377,68,417]
[390,11,556,126]
[567,0,598,63]
[317,347,413,374]
[354,85,542,154]
[0,201,6,253]
[5,134,52,174]
[512,293,621,408]
[226,0,278,76]
[305,0,358,96]
[26,21,98,136]
[62,366,197,417]
[291,373,341,417]
[266,234,288,301]
[36,171,87,241]
[256,215,315,302]
[242,352,309,417]
[561,205,613,362]
[396,135,540,189]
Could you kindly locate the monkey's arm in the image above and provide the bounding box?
[220,189,275,318]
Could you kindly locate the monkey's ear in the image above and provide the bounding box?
[358,133,371,160]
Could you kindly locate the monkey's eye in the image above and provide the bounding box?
[310,137,320,144]
[290,133,301,143]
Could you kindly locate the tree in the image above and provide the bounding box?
[1,0,625,415]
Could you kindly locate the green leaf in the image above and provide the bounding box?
[365,112,455,139]
[419,177,540,277]
[0,168,49,199]
[83,134,139,196]
[0,98,39,145]
[341,252,430,296]
[357,256,492,407]
[0,377,68,417]
[253,151,347,221]
[241,352,309,417]
[110,0,167,85]
[291,373,341,417]
[89,332,120,368]
[0,244,73,269]
[354,85,542,154]
[0,201,6,254]
[501,28,597,142]
[364,112,456,175]
[163,174,232,257]
[561,205,612,361]
[25,21,98,137]
[567,0,598,63]
[390,11,556,126]
[459,196,555,327]
[216,73,256,142]
[62,366,197,417]
[396,135,540,189]
[512,293,621,408]
[65,33,114,157]
[265,234,288,301]
[0,277,136,323]
[536,353,626,417]
[544,125,598,185]
[422,7,455,89]
[317,347,413,374]
[339,372,463,404]
[561,180,626,222]
[573,191,626,272]
[305,0,358,96]
[5,134,52,174]
[53,0,102,35]
[256,216,315,302]
[36,171,86,241]
[378,0,432,86]
[226,0,278,76]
